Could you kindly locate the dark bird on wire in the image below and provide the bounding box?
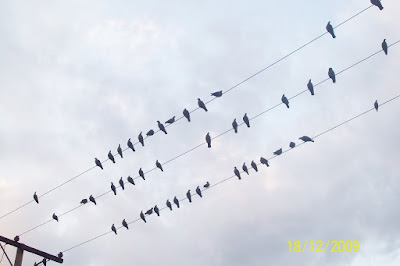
[211,90,223,97]
[328,68,336,83]
[127,138,135,152]
[206,133,211,148]
[274,148,283,156]
[260,157,269,167]
[89,195,96,205]
[117,144,123,158]
[234,167,241,180]
[174,196,180,208]
[326,21,336,38]
[183,108,191,122]
[187,190,192,203]
[165,116,175,124]
[371,0,384,10]
[242,163,249,175]
[95,158,103,169]
[52,213,58,222]
[158,121,167,134]
[204,181,210,188]
[307,79,314,96]
[382,39,388,55]
[299,136,314,142]
[108,150,115,163]
[154,205,160,216]
[145,208,153,215]
[14,236,20,242]
[196,186,202,198]
[80,198,88,204]
[139,168,145,180]
[138,132,144,146]
[111,182,117,195]
[119,177,125,190]
[198,98,208,112]
[166,199,172,210]
[282,94,290,108]
[251,161,258,172]
[243,113,250,128]
[146,130,155,137]
[111,224,117,234]
[232,119,238,133]
[122,219,129,230]
[127,176,135,185]
[290,142,296,148]
[374,100,379,111]
[156,160,163,172]
[33,192,39,204]
[140,211,146,223]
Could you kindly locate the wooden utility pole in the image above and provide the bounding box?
[0,235,63,265]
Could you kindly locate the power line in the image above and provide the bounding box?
[61,92,400,255]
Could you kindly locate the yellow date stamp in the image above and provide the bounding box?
[288,241,359,253]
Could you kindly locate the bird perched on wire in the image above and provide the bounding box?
[243,113,250,128]
[108,151,115,163]
[154,205,160,216]
[196,186,202,198]
[127,176,135,185]
[274,148,283,156]
[33,192,39,204]
[111,182,117,195]
[204,181,210,188]
[328,68,336,83]
[174,196,180,208]
[371,0,383,10]
[232,119,238,133]
[307,79,314,96]
[326,21,336,38]
[127,138,135,152]
[89,195,96,205]
[242,163,249,175]
[52,213,58,222]
[187,190,192,203]
[140,211,146,223]
[211,90,223,97]
[205,133,211,148]
[282,94,290,108]
[234,167,241,180]
[260,157,269,167]
[382,39,388,55]
[119,177,125,190]
[146,130,155,137]
[111,224,117,235]
[139,168,145,180]
[166,199,172,210]
[117,144,123,158]
[158,121,167,134]
[145,208,153,215]
[299,136,314,143]
[251,161,258,172]
[198,98,208,112]
[165,116,175,124]
[138,132,144,146]
[290,142,296,148]
[122,219,129,230]
[156,160,163,172]
[80,198,88,204]
[95,158,103,169]
[183,108,191,122]
[374,100,379,111]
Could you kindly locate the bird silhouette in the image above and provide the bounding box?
[299,136,314,142]
[117,144,123,158]
[156,160,163,172]
[251,161,258,172]
[145,208,153,215]
[174,196,180,208]
[127,176,135,185]
[206,133,211,148]
[371,0,383,10]
[282,94,290,108]
[140,211,146,223]
[166,199,172,210]
[382,39,388,55]
[95,158,103,169]
[108,151,115,163]
[139,168,145,180]
[154,205,160,216]
[204,181,210,188]
[234,167,241,180]
[326,21,336,38]
[243,113,250,128]
[374,100,379,111]
[52,213,58,222]
[307,79,314,96]
[33,192,39,204]
[111,224,117,235]
[198,98,208,112]
[211,90,223,97]
[242,163,249,175]
[165,116,175,124]
[127,138,135,152]
[146,130,155,137]
[122,219,129,230]
[274,148,283,156]
[158,121,167,134]
[187,190,192,203]
[111,182,117,195]
[119,177,125,190]
[183,108,191,122]
[328,68,336,83]
[80,199,88,204]
[138,132,144,146]
[89,195,96,205]
[260,157,269,167]
[289,142,296,148]
[196,186,202,197]
[232,119,238,133]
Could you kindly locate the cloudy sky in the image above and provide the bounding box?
[1,0,400,265]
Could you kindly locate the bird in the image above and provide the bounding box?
[111,182,117,195]
[187,190,192,203]
[211,90,223,97]
[95,158,103,169]
[371,0,384,10]
[299,136,314,143]
[242,163,249,175]
[146,130,155,137]
[80,198,88,204]
[251,161,258,172]
[204,181,210,188]
[205,133,211,148]
[165,116,175,124]
[282,94,289,108]
[232,119,238,133]
[183,108,191,122]
[117,144,123,158]
[198,98,208,112]
[52,213,58,222]
[33,192,39,204]
[374,100,379,111]
[119,177,125,190]
[145,208,153,215]
[274,148,283,156]
[89,195,96,205]
[260,157,269,167]
[158,121,167,134]
[127,138,135,152]
[234,167,241,180]
[139,168,145,180]
[328,68,336,83]
[140,211,146,223]
[138,132,144,146]
[173,196,180,208]
[154,205,160,216]
[111,224,117,235]
[382,39,388,55]
[156,160,163,172]
[307,79,314,95]
[122,219,129,230]
[108,150,115,163]
[243,113,250,128]
[290,142,296,148]
[14,236,20,242]
[326,21,336,38]
[166,200,172,210]
[196,186,202,197]
[127,176,135,185]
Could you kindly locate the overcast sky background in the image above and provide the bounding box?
[1,0,400,265]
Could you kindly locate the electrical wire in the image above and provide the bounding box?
[0,243,13,266]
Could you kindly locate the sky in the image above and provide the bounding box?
[0,0,400,265]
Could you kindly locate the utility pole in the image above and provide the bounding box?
[0,235,63,265]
